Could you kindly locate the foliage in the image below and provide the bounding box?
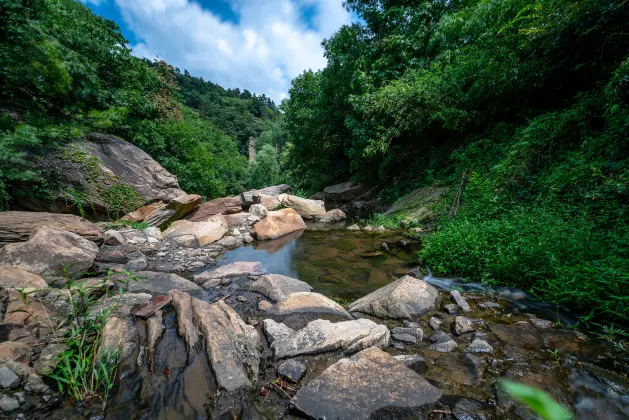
[363,213,404,230]
[500,381,573,420]
[248,144,281,190]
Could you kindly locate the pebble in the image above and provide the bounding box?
[443,303,458,315]
[428,331,451,344]
[0,395,20,412]
[236,296,248,303]
[450,290,472,313]
[0,366,20,389]
[466,339,494,354]
[429,317,443,331]
[347,224,360,231]
[381,243,389,251]
[453,316,475,335]
[426,339,458,353]
[278,359,307,383]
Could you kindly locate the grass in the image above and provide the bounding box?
[361,213,405,230]
[106,219,150,230]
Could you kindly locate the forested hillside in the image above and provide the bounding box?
[0,0,274,204]
[266,0,629,325]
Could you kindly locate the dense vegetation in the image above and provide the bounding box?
[271,0,629,325]
[0,0,275,203]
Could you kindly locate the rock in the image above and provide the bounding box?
[393,355,426,374]
[100,316,139,361]
[463,353,486,386]
[271,319,390,359]
[121,201,165,223]
[444,303,458,315]
[348,275,439,319]
[0,342,31,364]
[381,242,389,251]
[103,230,125,246]
[347,224,360,231]
[531,318,554,329]
[215,236,240,249]
[147,310,164,362]
[383,185,446,224]
[254,184,292,197]
[277,194,326,219]
[397,240,410,247]
[186,196,243,222]
[466,338,494,354]
[254,208,306,240]
[309,192,324,200]
[169,290,200,352]
[428,331,451,344]
[125,256,148,272]
[0,211,102,245]
[249,274,312,303]
[97,249,126,264]
[453,316,475,335]
[3,291,56,327]
[0,227,99,278]
[191,298,260,392]
[134,295,172,319]
[319,208,346,223]
[323,182,369,202]
[243,234,254,244]
[426,339,458,353]
[0,267,48,291]
[363,225,374,231]
[258,300,273,312]
[391,326,423,341]
[392,333,417,344]
[360,251,382,258]
[194,262,266,287]
[278,359,307,383]
[450,290,472,313]
[262,319,296,343]
[144,194,202,229]
[480,301,501,310]
[0,366,20,389]
[490,323,542,348]
[143,226,163,240]
[163,220,227,248]
[429,317,443,331]
[273,292,352,318]
[248,204,268,219]
[0,395,19,412]
[291,347,441,420]
[122,271,201,295]
[34,343,67,375]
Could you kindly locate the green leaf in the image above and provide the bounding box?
[501,381,573,420]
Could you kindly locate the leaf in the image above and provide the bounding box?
[501,381,573,420]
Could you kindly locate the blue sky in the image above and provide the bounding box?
[80,0,354,102]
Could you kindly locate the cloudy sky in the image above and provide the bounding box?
[80,0,355,103]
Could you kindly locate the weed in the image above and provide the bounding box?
[361,213,404,231]
[107,219,150,230]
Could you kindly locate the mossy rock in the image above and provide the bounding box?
[384,185,447,223]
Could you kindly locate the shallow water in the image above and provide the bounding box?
[219,227,420,300]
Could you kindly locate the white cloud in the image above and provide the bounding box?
[114,0,353,103]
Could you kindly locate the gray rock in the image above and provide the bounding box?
[278,359,307,383]
[0,395,19,412]
[103,230,125,246]
[143,226,162,240]
[466,338,494,354]
[270,319,390,359]
[463,353,485,386]
[530,318,554,329]
[125,256,148,272]
[428,330,451,344]
[236,295,248,303]
[319,209,346,223]
[323,182,369,202]
[444,303,458,315]
[248,204,268,219]
[347,224,360,231]
[100,316,139,361]
[453,316,475,335]
[216,235,240,249]
[392,333,417,344]
[0,366,20,389]
[194,261,266,286]
[262,319,296,343]
[348,276,439,319]
[249,274,312,303]
[273,292,352,318]
[291,347,441,420]
[393,355,426,374]
[34,344,67,375]
[480,301,501,310]
[450,290,472,313]
[426,339,458,353]
[391,327,423,341]
[429,317,443,331]
[120,271,201,295]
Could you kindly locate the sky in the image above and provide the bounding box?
[79,0,356,103]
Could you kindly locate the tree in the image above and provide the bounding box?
[247,144,281,189]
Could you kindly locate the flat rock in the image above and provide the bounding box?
[391,326,423,341]
[490,323,542,348]
[249,274,312,302]
[121,201,165,223]
[163,220,227,248]
[0,395,19,412]
[291,347,441,420]
[191,298,260,392]
[273,292,352,318]
[0,211,102,245]
[323,182,369,202]
[0,266,48,291]
[530,318,554,329]
[319,209,346,223]
[450,290,472,313]
[134,295,172,319]
[392,333,417,344]
[3,291,56,327]
[186,196,243,222]
[194,262,266,286]
[121,271,201,295]
[278,359,307,383]
[144,193,201,229]
[0,227,98,278]
[428,331,452,344]
[277,194,326,219]
[262,319,296,343]
[348,275,438,319]
[453,316,475,335]
[254,208,306,240]
[271,319,389,359]
[0,342,32,365]
[100,316,139,361]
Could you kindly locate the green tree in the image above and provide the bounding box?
[247,144,281,189]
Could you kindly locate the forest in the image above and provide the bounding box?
[1,0,628,326]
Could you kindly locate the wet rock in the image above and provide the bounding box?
[323,182,369,202]
[430,317,443,331]
[463,353,486,386]
[100,316,139,361]
[0,267,48,291]
[121,271,201,295]
[249,204,268,219]
[249,274,312,303]
[0,227,99,278]
[186,196,243,222]
[394,355,426,374]
[490,323,542,348]
[278,194,326,220]
[348,275,438,319]
[466,339,494,354]
[450,290,471,313]
[134,295,172,319]
[125,256,148,272]
[530,318,554,329]
[451,398,488,420]
[453,316,475,335]
[191,298,260,392]
[34,343,67,375]
[104,230,125,246]
[426,339,458,353]
[254,208,307,240]
[291,347,441,420]
[273,292,351,318]
[270,318,389,359]
[169,290,200,352]
[444,303,458,315]
[0,342,31,364]
[163,220,227,248]
[0,366,20,389]
[0,211,102,245]
[320,209,346,223]
[0,395,19,412]
[147,310,164,362]
[347,224,360,231]
[278,359,307,383]
[392,333,417,344]
[194,262,266,287]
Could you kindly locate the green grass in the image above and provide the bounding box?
[361,213,404,230]
[107,219,150,230]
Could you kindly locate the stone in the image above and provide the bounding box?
[0,395,19,412]
[531,318,554,329]
[429,317,443,331]
[243,234,254,244]
[0,267,48,291]
[103,230,125,245]
[169,290,200,352]
[426,339,458,353]
[323,182,369,202]
[444,303,458,315]
[186,196,243,222]
[143,226,163,240]
[147,310,164,361]
[490,323,542,348]
[144,194,202,229]
[134,295,172,319]
[262,319,297,343]
[0,211,102,245]
[291,347,441,420]
[0,366,20,389]
[125,256,148,272]
[236,295,248,303]
[119,271,201,295]
[383,186,446,224]
[249,274,312,303]
[163,220,227,248]
[191,298,260,392]
[255,184,292,197]
[480,301,501,310]
[34,343,67,375]
[428,331,451,344]
[96,249,126,263]
[319,209,346,223]
[270,319,390,359]
[450,290,472,313]
[392,333,417,344]
[258,300,273,312]
[393,355,426,374]
[278,359,307,383]
[194,262,266,286]
[3,291,55,327]
[254,208,307,240]
[348,275,439,319]
[277,194,326,219]
[248,204,268,219]
[347,224,360,231]
[0,227,99,278]
[215,236,240,249]
[391,327,423,341]
[121,201,165,223]
[273,292,352,318]
[466,338,494,354]
[453,316,475,335]
[100,316,139,361]
[0,342,31,364]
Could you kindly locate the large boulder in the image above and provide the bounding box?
[268,319,390,359]
[383,185,446,223]
[0,227,98,278]
[323,182,369,202]
[186,197,243,222]
[249,274,312,303]
[291,347,442,420]
[277,194,326,220]
[163,220,227,248]
[348,275,439,319]
[0,212,101,245]
[120,201,165,223]
[11,133,185,219]
[254,208,306,240]
[0,267,48,291]
[141,194,202,229]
